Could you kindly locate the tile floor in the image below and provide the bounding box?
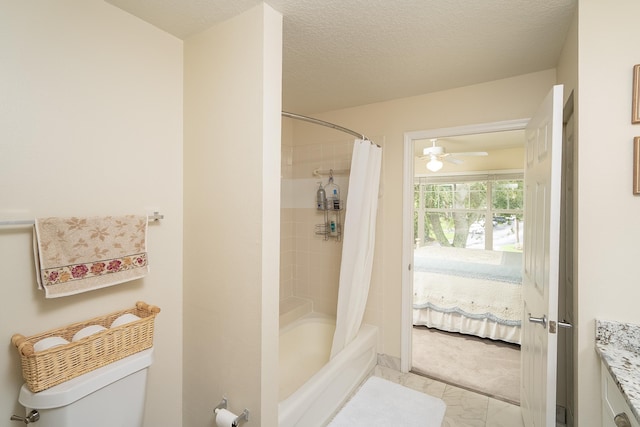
[374,365,525,427]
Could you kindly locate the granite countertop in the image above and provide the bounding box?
[596,319,640,423]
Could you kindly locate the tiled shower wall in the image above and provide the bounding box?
[281,144,295,302]
[280,139,353,316]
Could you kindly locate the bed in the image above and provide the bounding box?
[412,246,522,344]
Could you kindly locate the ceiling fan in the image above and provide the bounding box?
[420,139,488,171]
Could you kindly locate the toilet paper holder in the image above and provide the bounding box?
[214,397,249,427]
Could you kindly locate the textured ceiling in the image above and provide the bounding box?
[105,0,576,114]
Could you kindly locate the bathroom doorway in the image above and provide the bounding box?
[400,121,528,403]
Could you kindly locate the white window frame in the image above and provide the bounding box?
[414,172,524,251]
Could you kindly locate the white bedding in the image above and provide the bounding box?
[412,247,522,344]
[413,308,521,344]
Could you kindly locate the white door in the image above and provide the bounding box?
[521,84,564,427]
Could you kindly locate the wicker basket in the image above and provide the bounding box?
[11,301,160,393]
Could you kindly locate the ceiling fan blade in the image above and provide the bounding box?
[444,157,464,165]
[451,151,488,157]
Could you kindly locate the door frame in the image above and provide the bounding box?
[400,118,530,373]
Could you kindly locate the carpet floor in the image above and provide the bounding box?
[412,326,521,405]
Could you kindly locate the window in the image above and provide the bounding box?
[414,173,524,252]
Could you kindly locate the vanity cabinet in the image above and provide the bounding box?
[602,363,640,427]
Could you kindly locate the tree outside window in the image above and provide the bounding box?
[414,175,524,252]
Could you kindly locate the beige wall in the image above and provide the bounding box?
[575,1,640,424]
[183,4,281,426]
[0,2,184,426]
[288,70,556,356]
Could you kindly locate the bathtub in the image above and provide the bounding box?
[278,313,379,427]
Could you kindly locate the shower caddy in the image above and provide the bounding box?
[315,201,343,241]
[315,171,343,241]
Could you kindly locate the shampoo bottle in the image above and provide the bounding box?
[325,176,341,210]
[316,182,327,210]
[329,214,338,236]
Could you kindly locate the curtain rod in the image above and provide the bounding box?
[282,111,379,147]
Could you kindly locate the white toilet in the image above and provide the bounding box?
[15,348,153,427]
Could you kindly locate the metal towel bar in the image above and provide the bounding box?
[0,212,164,227]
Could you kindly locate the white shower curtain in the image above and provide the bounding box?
[330,139,382,359]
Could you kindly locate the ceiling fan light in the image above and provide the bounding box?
[427,158,443,172]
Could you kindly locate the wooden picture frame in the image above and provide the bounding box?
[633,65,640,124]
[635,137,640,195]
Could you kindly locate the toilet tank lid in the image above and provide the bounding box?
[19,348,153,409]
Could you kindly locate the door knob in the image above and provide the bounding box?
[549,319,573,333]
[528,314,547,328]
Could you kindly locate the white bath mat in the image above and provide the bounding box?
[328,376,446,426]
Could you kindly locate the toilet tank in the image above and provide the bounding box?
[17,348,153,427]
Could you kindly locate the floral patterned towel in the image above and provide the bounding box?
[33,215,148,298]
